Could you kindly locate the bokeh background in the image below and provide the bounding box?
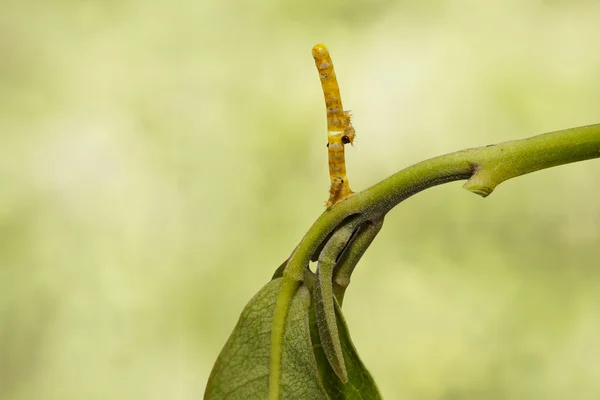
[2,0,600,399]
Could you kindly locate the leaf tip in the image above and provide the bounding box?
[463,183,494,198]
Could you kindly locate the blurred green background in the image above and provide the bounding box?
[1,0,600,399]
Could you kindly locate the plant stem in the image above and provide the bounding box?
[268,123,600,399]
[364,124,600,213]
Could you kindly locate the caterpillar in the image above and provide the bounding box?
[312,44,355,207]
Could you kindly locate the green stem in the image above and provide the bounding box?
[268,277,300,400]
[268,123,600,399]
[364,124,600,212]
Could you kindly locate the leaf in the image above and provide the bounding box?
[205,275,381,399]
[314,261,348,382]
[310,298,382,399]
[204,278,328,399]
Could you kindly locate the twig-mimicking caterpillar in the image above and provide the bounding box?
[312,44,355,207]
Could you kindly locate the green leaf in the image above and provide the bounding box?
[314,260,348,382]
[205,274,381,399]
[310,298,382,399]
[204,278,328,399]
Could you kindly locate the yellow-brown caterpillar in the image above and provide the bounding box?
[312,44,355,207]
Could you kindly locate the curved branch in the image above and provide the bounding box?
[358,124,600,217]
[269,123,600,399]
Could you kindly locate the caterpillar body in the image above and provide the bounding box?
[312,44,355,207]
